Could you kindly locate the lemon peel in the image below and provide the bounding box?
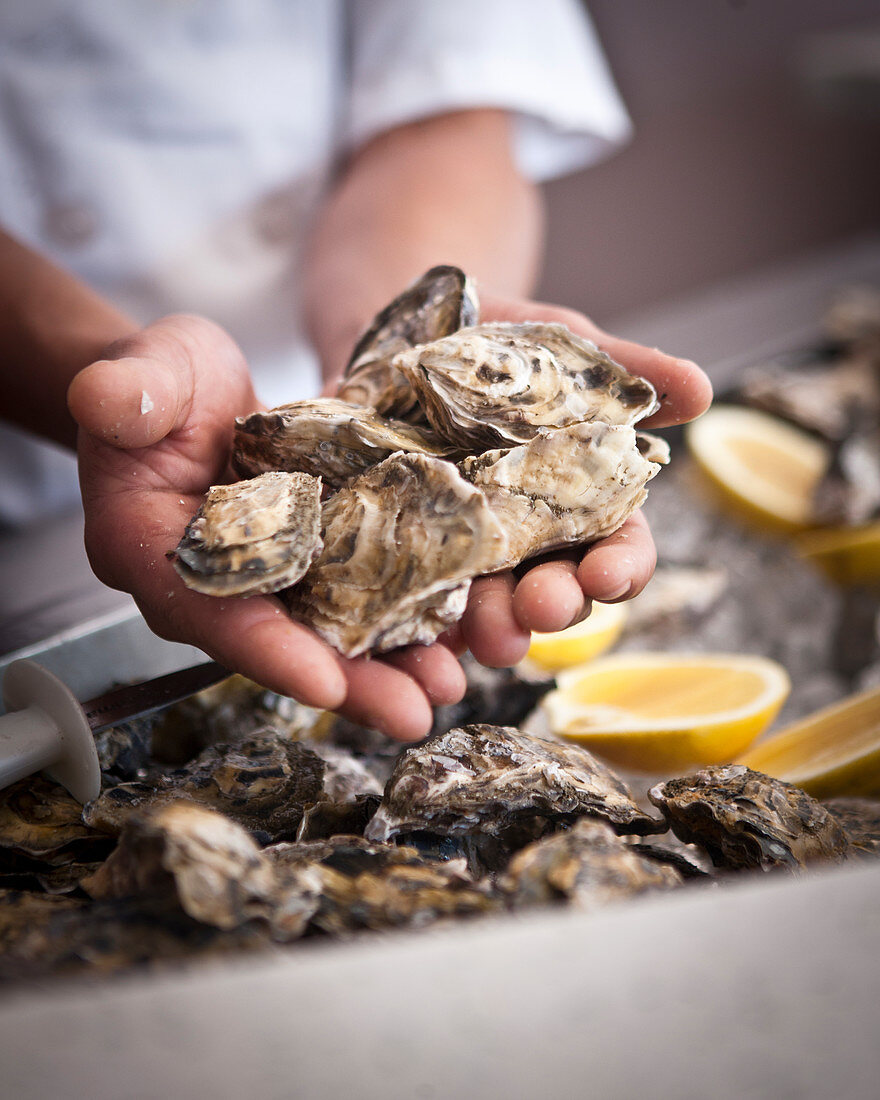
[526,601,627,671]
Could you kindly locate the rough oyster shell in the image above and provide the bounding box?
[84,731,325,845]
[365,724,664,843]
[393,322,659,450]
[648,765,850,871]
[82,803,285,932]
[823,797,880,858]
[231,399,459,488]
[459,422,665,569]
[337,264,479,418]
[172,471,323,596]
[0,777,103,861]
[286,452,510,657]
[502,818,683,911]
[267,836,498,934]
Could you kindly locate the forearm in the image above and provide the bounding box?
[303,109,544,386]
[0,230,134,448]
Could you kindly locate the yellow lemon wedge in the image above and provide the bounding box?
[685,404,830,534]
[526,600,628,671]
[736,684,880,798]
[794,520,880,587]
[541,652,791,772]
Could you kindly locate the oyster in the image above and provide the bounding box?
[393,322,659,450]
[648,765,850,871]
[286,452,510,657]
[267,836,498,934]
[365,724,664,844]
[84,731,325,845]
[459,422,666,569]
[82,803,287,932]
[337,264,479,417]
[0,889,86,954]
[502,818,683,911]
[823,797,880,858]
[171,471,323,596]
[232,399,459,487]
[0,777,105,861]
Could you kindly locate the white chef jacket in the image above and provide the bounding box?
[0,0,631,526]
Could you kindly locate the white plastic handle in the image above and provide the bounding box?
[0,660,101,803]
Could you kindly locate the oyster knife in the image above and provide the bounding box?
[0,659,229,803]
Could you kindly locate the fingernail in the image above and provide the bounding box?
[601,580,632,602]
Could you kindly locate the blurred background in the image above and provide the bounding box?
[538,0,880,330]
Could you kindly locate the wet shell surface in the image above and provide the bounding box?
[232,399,459,487]
[364,724,664,843]
[393,322,659,450]
[460,422,666,569]
[648,765,850,871]
[84,731,326,845]
[502,818,683,911]
[172,471,323,596]
[285,452,510,657]
[337,264,479,417]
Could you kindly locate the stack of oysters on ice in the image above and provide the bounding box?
[171,266,669,656]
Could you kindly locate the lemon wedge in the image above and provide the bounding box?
[542,652,791,772]
[685,405,830,534]
[526,601,627,671]
[794,520,880,586]
[736,684,880,798]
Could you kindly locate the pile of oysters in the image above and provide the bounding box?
[171,266,669,656]
[2,676,878,982]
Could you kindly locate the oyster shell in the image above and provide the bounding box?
[172,471,323,596]
[84,731,325,845]
[0,777,104,861]
[337,264,479,418]
[648,765,850,871]
[823,797,880,858]
[393,322,659,450]
[82,803,286,932]
[459,422,665,569]
[365,724,664,844]
[232,399,459,487]
[502,818,684,911]
[286,452,510,657]
[267,836,498,934]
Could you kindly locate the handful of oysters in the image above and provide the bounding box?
[172,267,669,657]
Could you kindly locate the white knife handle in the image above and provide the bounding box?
[0,660,101,803]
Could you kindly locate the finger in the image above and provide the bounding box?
[380,644,467,706]
[68,355,189,449]
[336,658,435,742]
[460,573,531,668]
[68,314,256,449]
[576,511,657,602]
[149,587,349,711]
[437,622,468,657]
[511,555,587,633]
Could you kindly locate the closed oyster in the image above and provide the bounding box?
[337,264,479,417]
[286,452,509,657]
[267,836,498,934]
[365,724,664,844]
[0,777,104,861]
[648,765,850,871]
[82,803,285,932]
[172,471,323,596]
[460,422,665,569]
[502,818,683,911]
[394,322,659,450]
[84,731,325,845]
[823,797,880,858]
[232,399,458,487]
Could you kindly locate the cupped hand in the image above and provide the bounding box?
[446,294,714,667]
[67,314,464,742]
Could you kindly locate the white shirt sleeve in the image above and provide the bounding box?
[342,0,632,181]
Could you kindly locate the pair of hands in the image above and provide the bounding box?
[67,298,712,742]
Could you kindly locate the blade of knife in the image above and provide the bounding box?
[81,660,231,734]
